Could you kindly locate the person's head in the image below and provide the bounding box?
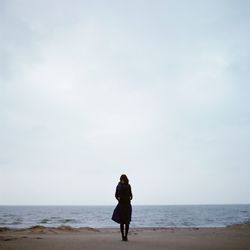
[120,174,129,184]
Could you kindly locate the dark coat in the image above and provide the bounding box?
[111,182,133,224]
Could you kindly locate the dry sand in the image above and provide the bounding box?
[0,224,250,250]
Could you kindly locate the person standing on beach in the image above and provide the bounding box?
[112,174,133,241]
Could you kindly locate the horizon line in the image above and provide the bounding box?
[1,203,250,206]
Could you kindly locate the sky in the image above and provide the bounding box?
[1,0,250,205]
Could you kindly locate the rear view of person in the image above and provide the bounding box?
[112,174,133,241]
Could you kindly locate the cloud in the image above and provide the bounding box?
[1,0,250,204]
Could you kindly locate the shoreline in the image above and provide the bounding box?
[1,223,250,250]
[1,220,250,230]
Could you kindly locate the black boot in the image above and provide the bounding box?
[124,224,129,241]
[120,224,125,241]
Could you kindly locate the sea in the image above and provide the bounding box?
[0,205,250,229]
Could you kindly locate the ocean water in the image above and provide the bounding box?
[0,205,250,228]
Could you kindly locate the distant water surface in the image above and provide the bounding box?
[0,205,250,228]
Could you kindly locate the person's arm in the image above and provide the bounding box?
[115,186,120,201]
[129,185,133,200]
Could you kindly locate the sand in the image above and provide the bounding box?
[0,224,250,250]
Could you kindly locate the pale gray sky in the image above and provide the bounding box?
[1,0,250,205]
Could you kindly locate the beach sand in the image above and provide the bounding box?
[1,224,250,250]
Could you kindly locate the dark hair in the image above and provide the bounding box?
[120,174,129,184]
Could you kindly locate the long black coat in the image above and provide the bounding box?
[111,182,133,224]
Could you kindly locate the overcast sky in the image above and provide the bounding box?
[1,0,250,205]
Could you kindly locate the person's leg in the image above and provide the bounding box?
[125,224,129,241]
[120,224,125,240]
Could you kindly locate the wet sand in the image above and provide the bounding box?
[0,224,250,250]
